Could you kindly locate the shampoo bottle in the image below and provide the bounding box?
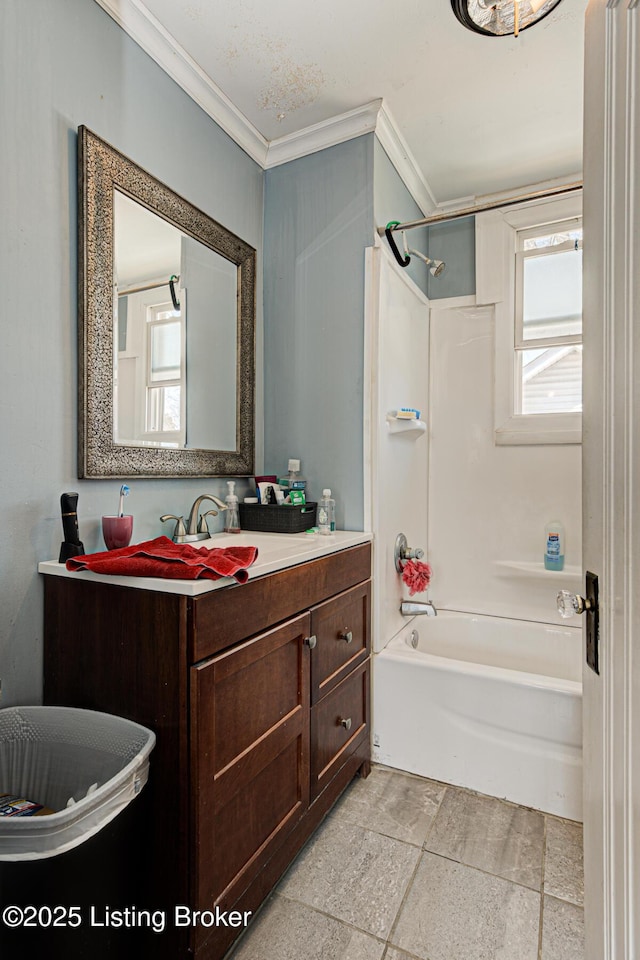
[544,521,565,571]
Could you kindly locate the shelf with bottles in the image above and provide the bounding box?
[494,560,582,582]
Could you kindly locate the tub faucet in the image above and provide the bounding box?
[400,600,437,617]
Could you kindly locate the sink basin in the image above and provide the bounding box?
[199,530,317,565]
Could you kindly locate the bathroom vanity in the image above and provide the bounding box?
[40,533,371,960]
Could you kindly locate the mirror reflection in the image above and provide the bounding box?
[114,191,237,451]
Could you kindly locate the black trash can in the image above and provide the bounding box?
[0,706,155,959]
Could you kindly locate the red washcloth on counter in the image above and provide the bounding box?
[66,536,258,583]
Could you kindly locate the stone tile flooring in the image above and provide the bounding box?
[225,766,584,960]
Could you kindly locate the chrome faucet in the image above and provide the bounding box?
[161,494,227,544]
[186,495,227,537]
[400,600,437,617]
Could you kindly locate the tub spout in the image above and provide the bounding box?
[400,600,437,617]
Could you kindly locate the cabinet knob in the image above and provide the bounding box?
[304,635,317,649]
[338,629,353,643]
[339,717,352,731]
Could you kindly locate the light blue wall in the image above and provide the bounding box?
[0,0,264,706]
[373,138,430,295]
[426,216,476,300]
[263,136,375,530]
[373,139,476,300]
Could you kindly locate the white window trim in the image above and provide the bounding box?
[476,192,583,445]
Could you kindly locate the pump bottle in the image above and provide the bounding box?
[224,481,241,534]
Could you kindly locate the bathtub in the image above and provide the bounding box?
[372,611,583,820]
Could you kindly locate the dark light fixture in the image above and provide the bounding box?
[451,0,564,37]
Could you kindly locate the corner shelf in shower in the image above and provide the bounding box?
[494,560,582,583]
[385,414,427,438]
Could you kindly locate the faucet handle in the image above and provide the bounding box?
[198,510,221,535]
[160,515,187,541]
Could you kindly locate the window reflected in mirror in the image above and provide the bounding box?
[113,190,237,452]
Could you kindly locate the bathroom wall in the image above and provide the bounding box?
[428,300,582,624]
[0,0,264,706]
[373,138,476,301]
[373,139,430,295]
[426,217,476,301]
[263,136,375,530]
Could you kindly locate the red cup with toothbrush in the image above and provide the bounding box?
[102,484,134,550]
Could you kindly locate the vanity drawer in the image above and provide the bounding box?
[310,660,369,801]
[310,581,370,704]
[189,543,372,663]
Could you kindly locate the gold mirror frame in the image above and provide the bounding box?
[77,126,256,478]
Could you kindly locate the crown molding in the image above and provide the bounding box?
[92,0,437,214]
[375,104,438,216]
[264,100,383,169]
[93,0,269,166]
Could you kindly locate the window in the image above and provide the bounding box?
[515,220,583,416]
[476,192,583,445]
[146,305,182,435]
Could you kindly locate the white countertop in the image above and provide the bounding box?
[38,530,372,597]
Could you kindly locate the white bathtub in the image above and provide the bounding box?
[372,611,583,820]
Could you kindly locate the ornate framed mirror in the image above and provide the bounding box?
[77,126,255,478]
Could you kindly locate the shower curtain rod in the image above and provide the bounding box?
[118,279,173,296]
[377,180,583,235]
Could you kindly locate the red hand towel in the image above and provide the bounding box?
[66,536,258,583]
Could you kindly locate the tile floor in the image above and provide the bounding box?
[225,765,584,960]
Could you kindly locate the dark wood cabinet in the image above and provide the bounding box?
[42,542,371,960]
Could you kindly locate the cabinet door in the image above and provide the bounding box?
[310,581,370,704]
[310,660,369,801]
[191,612,311,932]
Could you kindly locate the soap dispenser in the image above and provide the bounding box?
[224,481,241,534]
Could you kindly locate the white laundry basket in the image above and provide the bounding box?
[0,706,155,861]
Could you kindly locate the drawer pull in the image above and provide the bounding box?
[339,717,352,731]
[338,629,353,643]
[304,635,317,649]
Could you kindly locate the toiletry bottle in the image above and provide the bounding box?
[280,459,306,494]
[224,481,241,533]
[318,489,336,535]
[544,521,565,571]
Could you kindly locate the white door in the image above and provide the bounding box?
[583,2,640,956]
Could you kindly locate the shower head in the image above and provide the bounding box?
[402,233,446,278]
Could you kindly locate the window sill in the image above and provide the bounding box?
[495,414,582,445]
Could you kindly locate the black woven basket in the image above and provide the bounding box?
[239,502,317,534]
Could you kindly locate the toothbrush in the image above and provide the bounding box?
[118,484,130,517]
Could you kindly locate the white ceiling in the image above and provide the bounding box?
[105,0,587,207]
